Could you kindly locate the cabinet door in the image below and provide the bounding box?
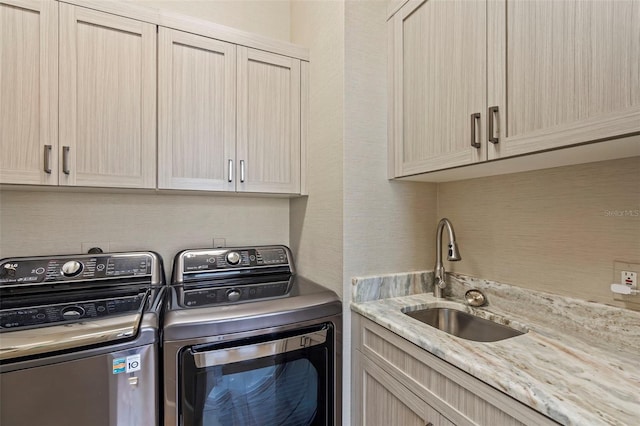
[354,351,454,426]
[158,28,236,191]
[237,47,301,194]
[488,0,640,160]
[59,4,156,188]
[0,0,57,185]
[391,0,486,176]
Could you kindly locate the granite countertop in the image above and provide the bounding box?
[350,272,640,426]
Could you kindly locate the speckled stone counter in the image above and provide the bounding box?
[350,272,640,425]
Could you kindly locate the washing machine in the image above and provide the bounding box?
[0,251,166,426]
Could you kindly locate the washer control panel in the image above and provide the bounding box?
[180,246,290,275]
[0,254,154,287]
[0,293,146,329]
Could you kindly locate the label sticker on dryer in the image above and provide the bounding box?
[112,355,142,374]
[126,354,141,373]
[112,358,126,374]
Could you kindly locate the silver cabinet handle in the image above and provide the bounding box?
[240,160,245,183]
[228,159,233,182]
[470,113,481,148]
[488,106,499,144]
[192,328,327,368]
[43,145,52,174]
[62,146,70,175]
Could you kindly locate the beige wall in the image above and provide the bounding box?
[438,156,640,310]
[289,1,345,295]
[125,0,291,41]
[0,190,289,277]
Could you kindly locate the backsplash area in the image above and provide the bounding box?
[438,156,640,310]
[0,190,289,277]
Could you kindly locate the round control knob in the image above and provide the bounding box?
[226,289,241,302]
[61,306,85,320]
[225,252,241,265]
[61,261,83,277]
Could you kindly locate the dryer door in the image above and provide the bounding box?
[180,324,334,426]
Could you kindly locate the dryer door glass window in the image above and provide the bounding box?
[179,324,333,426]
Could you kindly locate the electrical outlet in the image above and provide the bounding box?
[81,242,110,254]
[613,261,640,304]
[622,271,638,288]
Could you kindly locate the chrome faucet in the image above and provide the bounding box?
[434,218,461,298]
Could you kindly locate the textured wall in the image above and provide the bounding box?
[125,0,291,41]
[342,2,437,424]
[289,1,345,296]
[437,156,640,310]
[0,190,289,278]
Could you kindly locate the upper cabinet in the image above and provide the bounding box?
[0,0,58,185]
[1,0,308,195]
[389,0,640,179]
[237,47,301,194]
[59,3,156,188]
[391,0,486,175]
[158,33,303,194]
[158,28,236,192]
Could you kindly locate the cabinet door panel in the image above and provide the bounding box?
[393,0,486,176]
[59,4,156,188]
[354,351,454,426]
[237,47,300,194]
[488,0,640,159]
[0,0,57,185]
[158,28,236,191]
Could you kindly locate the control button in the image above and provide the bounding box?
[61,306,85,320]
[97,306,106,312]
[96,264,105,271]
[1,264,17,278]
[35,267,45,275]
[61,261,83,277]
[206,257,216,264]
[225,252,241,265]
[226,289,241,302]
[36,313,46,320]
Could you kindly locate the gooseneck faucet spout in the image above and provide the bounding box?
[434,218,461,298]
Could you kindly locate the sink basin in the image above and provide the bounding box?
[404,307,526,342]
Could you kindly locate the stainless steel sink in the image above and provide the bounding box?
[404,307,526,342]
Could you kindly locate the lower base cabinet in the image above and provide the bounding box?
[352,314,558,426]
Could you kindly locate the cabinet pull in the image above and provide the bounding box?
[470,113,481,148]
[240,160,245,183]
[43,145,52,174]
[228,159,233,182]
[62,146,70,175]
[426,423,433,426]
[488,106,499,144]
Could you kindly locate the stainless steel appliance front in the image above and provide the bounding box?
[164,245,342,426]
[0,251,165,426]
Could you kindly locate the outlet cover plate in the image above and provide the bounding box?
[613,261,640,304]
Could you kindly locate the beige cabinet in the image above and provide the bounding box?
[352,314,557,426]
[354,350,454,426]
[59,3,156,188]
[237,47,301,194]
[158,34,303,194]
[0,0,58,185]
[390,0,486,176]
[487,0,640,160]
[389,0,640,178]
[158,27,236,191]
